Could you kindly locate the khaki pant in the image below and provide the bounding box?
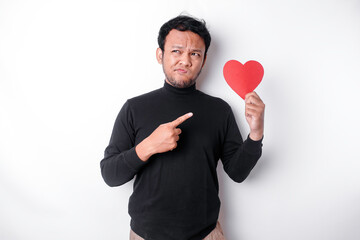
[130,221,226,240]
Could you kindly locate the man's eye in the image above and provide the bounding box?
[192,53,201,57]
[172,50,180,53]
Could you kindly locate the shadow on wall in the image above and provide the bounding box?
[196,33,220,91]
[197,33,275,239]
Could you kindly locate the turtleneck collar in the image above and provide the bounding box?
[163,81,197,95]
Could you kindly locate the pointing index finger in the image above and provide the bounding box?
[171,112,193,127]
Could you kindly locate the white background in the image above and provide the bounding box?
[1,0,360,239]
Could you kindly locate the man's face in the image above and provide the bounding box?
[156,29,206,88]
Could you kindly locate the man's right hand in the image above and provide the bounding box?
[135,112,193,161]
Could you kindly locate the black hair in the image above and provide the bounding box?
[158,15,211,55]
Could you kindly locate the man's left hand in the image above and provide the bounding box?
[245,92,265,141]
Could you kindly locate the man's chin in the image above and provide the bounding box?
[167,78,195,88]
[177,81,196,88]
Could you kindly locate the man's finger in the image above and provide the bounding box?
[175,128,182,135]
[245,92,264,106]
[171,112,193,127]
[245,91,260,99]
[245,92,261,102]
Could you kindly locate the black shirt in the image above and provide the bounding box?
[100,82,263,240]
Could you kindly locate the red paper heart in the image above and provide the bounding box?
[223,60,264,99]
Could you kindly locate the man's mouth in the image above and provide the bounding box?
[176,68,188,74]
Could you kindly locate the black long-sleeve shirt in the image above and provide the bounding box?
[100,81,263,240]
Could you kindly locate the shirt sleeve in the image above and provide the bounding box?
[100,100,147,187]
[220,107,263,183]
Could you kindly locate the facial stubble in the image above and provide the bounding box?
[162,64,203,89]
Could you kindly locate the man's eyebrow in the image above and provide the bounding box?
[171,45,203,52]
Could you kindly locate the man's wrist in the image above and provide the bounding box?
[135,138,155,162]
[249,131,263,141]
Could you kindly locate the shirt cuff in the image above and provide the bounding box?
[244,134,263,154]
[123,147,147,172]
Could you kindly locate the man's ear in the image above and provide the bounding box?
[156,48,163,64]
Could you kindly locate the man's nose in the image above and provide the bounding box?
[179,53,191,67]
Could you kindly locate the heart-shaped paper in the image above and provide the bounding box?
[223,60,264,99]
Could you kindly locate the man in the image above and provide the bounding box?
[100,15,265,240]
